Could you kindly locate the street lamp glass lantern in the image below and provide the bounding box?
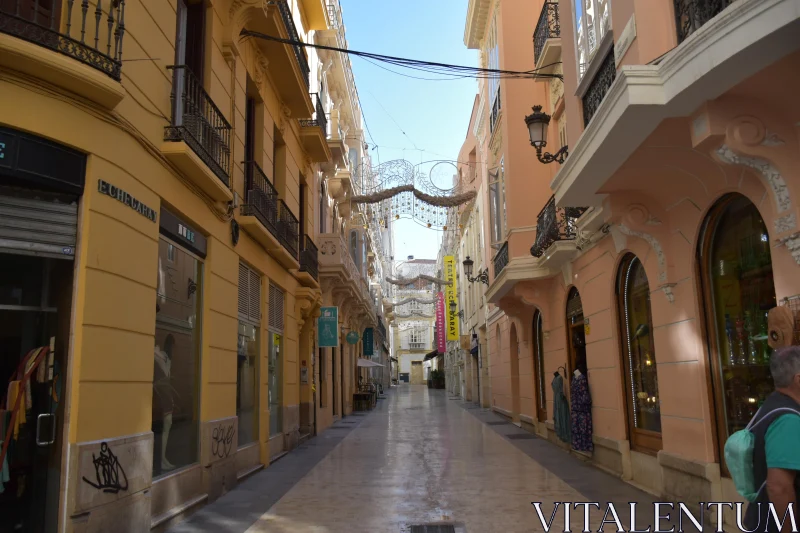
[525,105,550,148]
[462,256,474,279]
[449,301,457,314]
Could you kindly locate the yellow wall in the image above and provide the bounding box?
[0,0,321,449]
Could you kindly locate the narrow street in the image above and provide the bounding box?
[169,386,675,533]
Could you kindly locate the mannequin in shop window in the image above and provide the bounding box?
[154,256,176,472]
[570,333,593,452]
[154,334,176,472]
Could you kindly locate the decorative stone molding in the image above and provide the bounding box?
[658,283,677,304]
[295,287,322,329]
[609,225,626,253]
[777,231,800,265]
[617,224,667,283]
[716,145,792,216]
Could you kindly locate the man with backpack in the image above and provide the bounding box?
[741,346,800,532]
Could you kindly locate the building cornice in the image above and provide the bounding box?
[464,0,492,49]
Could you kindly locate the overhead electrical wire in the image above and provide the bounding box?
[239,30,564,81]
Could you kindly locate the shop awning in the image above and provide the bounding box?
[357,358,384,368]
[423,350,439,362]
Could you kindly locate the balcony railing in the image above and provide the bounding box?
[241,161,279,239]
[0,0,126,80]
[493,241,509,278]
[489,89,502,134]
[165,65,232,186]
[674,0,733,43]
[581,46,616,127]
[300,234,319,280]
[533,2,560,65]
[273,0,309,87]
[409,342,426,350]
[277,200,299,260]
[530,196,588,258]
[299,93,328,133]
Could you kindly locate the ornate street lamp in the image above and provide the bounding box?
[449,300,464,320]
[524,105,568,164]
[462,256,489,286]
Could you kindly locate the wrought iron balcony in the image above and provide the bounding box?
[489,89,502,134]
[581,46,616,127]
[241,161,279,240]
[274,0,309,87]
[674,0,733,43]
[277,200,299,260]
[492,241,509,278]
[299,92,328,133]
[530,196,588,258]
[533,2,560,66]
[165,65,232,186]
[0,0,126,80]
[300,234,319,281]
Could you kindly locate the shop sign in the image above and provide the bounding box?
[318,307,338,347]
[444,256,459,341]
[97,179,156,222]
[436,292,446,354]
[363,328,374,356]
[159,207,207,258]
[0,126,86,195]
[346,331,359,345]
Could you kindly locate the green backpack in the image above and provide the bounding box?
[724,406,800,502]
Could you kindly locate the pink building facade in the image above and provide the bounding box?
[463,0,800,520]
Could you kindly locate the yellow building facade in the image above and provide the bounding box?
[0,0,379,531]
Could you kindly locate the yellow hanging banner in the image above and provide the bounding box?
[444,255,459,341]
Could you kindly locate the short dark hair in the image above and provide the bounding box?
[770,346,800,388]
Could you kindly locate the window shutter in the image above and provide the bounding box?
[249,269,261,323]
[238,263,249,320]
[239,262,262,324]
[269,283,284,332]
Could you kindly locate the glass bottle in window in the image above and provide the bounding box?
[700,194,776,447]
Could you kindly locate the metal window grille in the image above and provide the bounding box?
[269,283,285,332]
[238,263,261,325]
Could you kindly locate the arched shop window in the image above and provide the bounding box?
[617,253,662,453]
[698,194,777,471]
[533,310,547,422]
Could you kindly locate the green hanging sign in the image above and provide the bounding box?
[346,331,360,345]
[363,328,374,356]
[318,307,338,347]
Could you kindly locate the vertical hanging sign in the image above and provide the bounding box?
[318,307,339,347]
[363,328,374,356]
[436,292,446,354]
[444,255,459,341]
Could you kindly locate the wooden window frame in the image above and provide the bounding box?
[696,193,777,477]
[616,253,663,455]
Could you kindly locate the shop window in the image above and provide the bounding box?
[268,283,285,436]
[617,254,662,453]
[153,237,202,477]
[237,262,260,447]
[699,194,776,469]
[533,310,547,422]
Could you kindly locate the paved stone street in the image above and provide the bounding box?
[169,385,694,533]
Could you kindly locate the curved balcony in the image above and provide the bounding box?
[530,196,587,258]
[533,2,561,78]
[0,0,126,108]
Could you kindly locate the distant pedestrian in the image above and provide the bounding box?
[743,346,800,533]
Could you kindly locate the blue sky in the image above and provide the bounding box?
[340,0,477,264]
